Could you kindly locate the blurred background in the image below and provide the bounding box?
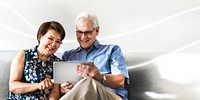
[1,0,200,53]
[0,0,200,99]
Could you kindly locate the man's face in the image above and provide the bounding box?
[76,20,99,51]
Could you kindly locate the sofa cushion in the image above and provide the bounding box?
[0,51,18,99]
[0,60,11,99]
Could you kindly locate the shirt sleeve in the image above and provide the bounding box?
[110,45,129,79]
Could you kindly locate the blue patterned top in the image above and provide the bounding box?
[7,45,60,100]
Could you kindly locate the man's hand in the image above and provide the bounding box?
[77,61,103,82]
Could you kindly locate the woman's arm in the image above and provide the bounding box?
[9,50,40,94]
[48,84,60,100]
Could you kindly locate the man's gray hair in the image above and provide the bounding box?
[75,12,99,29]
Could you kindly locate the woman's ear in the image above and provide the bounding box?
[37,35,42,43]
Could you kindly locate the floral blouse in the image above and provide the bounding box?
[7,46,60,100]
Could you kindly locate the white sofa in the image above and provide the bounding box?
[1,51,200,100]
[0,51,16,100]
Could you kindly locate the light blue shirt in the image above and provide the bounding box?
[62,40,130,100]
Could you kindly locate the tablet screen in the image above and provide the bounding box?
[53,61,91,84]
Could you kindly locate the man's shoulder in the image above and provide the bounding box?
[63,48,78,54]
[102,44,121,49]
[62,48,79,61]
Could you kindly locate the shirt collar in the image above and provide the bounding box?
[76,40,101,52]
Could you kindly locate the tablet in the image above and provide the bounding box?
[53,61,91,84]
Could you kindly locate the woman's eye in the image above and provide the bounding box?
[48,37,54,41]
[56,41,62,44]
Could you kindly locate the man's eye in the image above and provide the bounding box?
[76,31,82,34]
[85,31,92,34]
[84,31,89,33]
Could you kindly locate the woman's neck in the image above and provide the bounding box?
[37,46,48,61]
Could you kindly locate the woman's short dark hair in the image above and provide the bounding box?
[37,21,66,43]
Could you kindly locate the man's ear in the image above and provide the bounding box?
[96,27,100,35]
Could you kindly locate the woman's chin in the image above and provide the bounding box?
[46,48,56,54]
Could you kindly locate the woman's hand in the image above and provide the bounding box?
[38,78,54,90]
[60,81,76,94]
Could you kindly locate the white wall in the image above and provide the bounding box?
[1,1,200,99]
[0,0,200,54]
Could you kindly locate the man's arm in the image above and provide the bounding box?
[99,73,125,88]
[77,63,125,88]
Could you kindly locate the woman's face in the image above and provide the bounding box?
[38,29,62,55]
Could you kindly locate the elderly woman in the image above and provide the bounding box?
[7,21,65,100]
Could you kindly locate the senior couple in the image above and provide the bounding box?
[7,12,129,100]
